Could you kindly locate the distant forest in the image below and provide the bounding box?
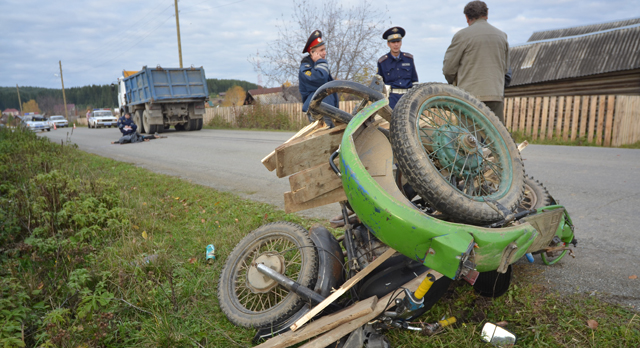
[0,79,258,115]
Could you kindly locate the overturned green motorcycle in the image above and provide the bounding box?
[218,79,576,344]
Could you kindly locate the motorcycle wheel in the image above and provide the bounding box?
[218,222,318,328]
[517,175,552,212]
[391,83,524,225]
[473,264,513,298]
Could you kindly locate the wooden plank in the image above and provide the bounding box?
[290,163,343,204]
[562,96,572,141]
[587,96,598,143]
[284,187,346,213]
[603,95,615,147]
[525,96,534,136]
[262,121,323,171]
[518,97,527,133]
[555,96,565,139]
[579,96,590,139]
[275,126,346,178]
[539,97,550,140]
[511,97,520,131]
[254,296,378,348]
[570,96,580,141]
[546,97,556,140]
[532,97,542,140]
[505,98,513,130]
[290,248,397,332]
[611,96,625,147]
[596,95,606,145]
[300,271,441,348]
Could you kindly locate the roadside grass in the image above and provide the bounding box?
[204,104,306,131]
[1,126,638,347]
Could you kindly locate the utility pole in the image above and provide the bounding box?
[174,0,183,68]
[16,84,23,115]
[59,60,69,120]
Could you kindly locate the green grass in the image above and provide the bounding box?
[1,127,638,347]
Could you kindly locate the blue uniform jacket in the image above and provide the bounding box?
[377,51,418,108]
[376,51,418,89]
[118,116,137,135]
[299,56,339,113]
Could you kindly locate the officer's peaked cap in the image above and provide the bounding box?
[382,27,405,42]
[303,30,325,54]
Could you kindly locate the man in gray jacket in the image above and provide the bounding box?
[443,1,509,124]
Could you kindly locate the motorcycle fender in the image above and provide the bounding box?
[417,231,475,280]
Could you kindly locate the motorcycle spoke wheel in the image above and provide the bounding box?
[218,222,318,328]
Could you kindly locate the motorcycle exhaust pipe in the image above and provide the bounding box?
[256,263,332,307]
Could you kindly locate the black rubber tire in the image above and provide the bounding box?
[390,83,525,225]
[473,264,513,298]
[184,118,199,131]
[218,222,318,328]
[517,175,552,212]
[143,110,158,134]
[174,123,186,131]
[196,118,203,130]
[134,110,145,134]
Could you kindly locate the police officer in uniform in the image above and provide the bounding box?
[299,30,338,128]
[117,112,137,136]
[377,27,418,109]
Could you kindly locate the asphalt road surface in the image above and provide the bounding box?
[39,127,639,309]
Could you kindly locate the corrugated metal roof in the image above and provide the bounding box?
[509,23,640,87]
[528,17,640,41]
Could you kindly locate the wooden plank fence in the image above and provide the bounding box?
[203,95,640,147]
[204,101,360,129]
[503,95,640,147]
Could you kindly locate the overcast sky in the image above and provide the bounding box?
[0,0,636,89]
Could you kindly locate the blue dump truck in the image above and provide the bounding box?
[117,66,209,133]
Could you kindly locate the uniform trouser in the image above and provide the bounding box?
[306,113,335,128]
[483,100,504,125]
[389,93,403,110]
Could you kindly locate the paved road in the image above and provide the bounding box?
[39,127,640,309]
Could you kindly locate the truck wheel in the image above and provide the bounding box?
[390,83,524,225]
[175,123,185,131]
[196,119,203,130]
[185,119,199,131]
[134,110,145,134]
[142,110,157,134]
[218,222,318,328]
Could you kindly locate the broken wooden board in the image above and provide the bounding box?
[262,120,323,172]
[289,162,343,204]
[253,296,378,348]
[290,248,397,331]
[275,126,347,178]
[284,187,347,214]
[299,271,430,348]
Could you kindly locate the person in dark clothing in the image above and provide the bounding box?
[298,30,338,128]
[111,132,162,144]
[118,112,137,136]
[377,26,419,109]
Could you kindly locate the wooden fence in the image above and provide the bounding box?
[203,95,640,146]
[504,95,640,146]
[204,101,360,128]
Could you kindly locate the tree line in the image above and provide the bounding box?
[0,78,258,115]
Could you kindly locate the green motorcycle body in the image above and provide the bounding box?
[339,100,574,280]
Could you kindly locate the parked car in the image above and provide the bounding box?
[48,115,69,128]
[88,109,118,129]
[21,115,51,132]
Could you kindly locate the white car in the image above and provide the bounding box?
[48,115,69,128]
[21,115,51,132]
[88,109,118,129]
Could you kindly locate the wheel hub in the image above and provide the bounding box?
[246,253,285,293]
[433,125,483,175]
